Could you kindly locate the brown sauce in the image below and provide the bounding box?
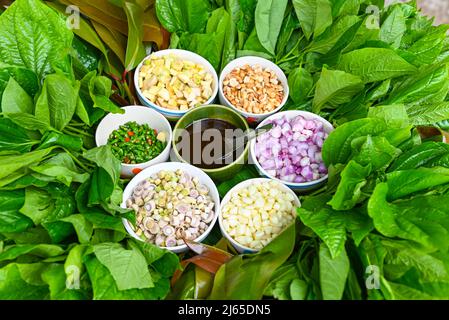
[176,119,245,169]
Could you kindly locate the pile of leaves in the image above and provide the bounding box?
[293,108,449,300]
[0,0,178,299]
[46,0,170,104]
[2,0,449,301]
[160,0,449,127]
[158,0,449,300]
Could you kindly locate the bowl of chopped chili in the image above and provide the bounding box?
[96,106,173,178]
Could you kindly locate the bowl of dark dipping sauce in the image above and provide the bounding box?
[172,105,250,181]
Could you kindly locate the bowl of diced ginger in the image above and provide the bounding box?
[134,49,219,121]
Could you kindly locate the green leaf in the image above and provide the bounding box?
[328,160,372,211]
[83,146,121,186]
[221,0,239,70]
[60,215,93,244]
[0,190,33,233]
[0,263,49,299]
[288,68,313,104]
[64,244,87,287]
[313,68,364,112]
[129,239,179,276]
[41,264,87,300]
[275,10,299,59]
[90,228,127,244]
[155,0,211,33]
[290,279,308,300]
[353,135,402,170]
[179,33,222,71]
[242,28,271,56]
[37,132,83,152]
[368,104,409,128]
[123,2,146,71]
[0,244,64,262]
[388,142,449,172]
[1,226,51,246]
[20,185,76,228]
[75,97,91,126]
[406,102,449,126]
[0,0,73,80]
[386,64,449,106]
[380,5,406,48]
[1,77,33,114]
[0,147,54,180]
[379,239,449,299]
[43,221,74,244]
[368,183,449,251]
[84,255,170,299]
[265,263,299,300]
[90,95,125,115]
[19,188,54,225]
[384,166,449,201]
[0,117,37,153]
[71,36,101,79]
[82,213,126,233]
[205,7,232,71]
[407,25,449,66]
[254,0,288,55]
[293,0,333,40]
[298,195,373,256]
[30,153,89,187]
[209,224,296,300]
[237,0,257,36]
[83,146,121,205]
[88,168,115,205]
[366,79,391,102]
[166,264,195,300]
[322,118,387,166]
[93,243,153,290]
[319,243,349,300]
[343,16,380,53]
[77,71,122,118]
[3,112,50,132]
[0,64,39,99]
[338,48,417,83]
[0,170,28,189]
[309,15,361,55]
[35,74,78,131]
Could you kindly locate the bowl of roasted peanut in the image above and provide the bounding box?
[219,56,289,124]
[134,49,219,121]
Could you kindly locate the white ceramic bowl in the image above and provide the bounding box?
[219,178,300,254]
[219,56,289,124]
[249,111,334,193]
[121,162,221,254]
[134,49,219,121]
[95,106,173,178]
